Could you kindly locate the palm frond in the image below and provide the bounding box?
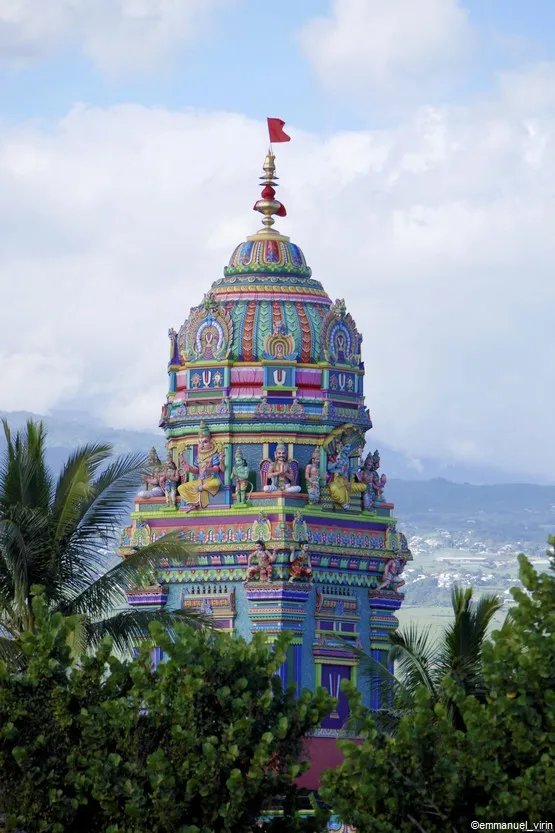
[0,508,54,630]
[436,586,501,699]
[445,587,501,661]
[0,418,207,663]
[50,442,114,545]
[0,419,52,511]
[389,623,440,703]
[499,607,515,633]
[74,451,147,542]
[58,534,195,621]
[473,592,503,637]
[83,607,205,655]
[51,451,147,587]
[22,420,53,508]
[0,634,25,670]
[343,639,405,718]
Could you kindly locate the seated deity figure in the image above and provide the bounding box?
[261,443,301,493]
[289,542,313,583]
[327,440,365,510]
[231,447,251,504]
[245,540,276,583]
[177,423,224,512]
[305,446,321,505]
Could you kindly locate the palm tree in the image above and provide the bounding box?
[0,418,197,668]
[355,586,505,728]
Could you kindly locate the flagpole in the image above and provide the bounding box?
[250,119,290,238]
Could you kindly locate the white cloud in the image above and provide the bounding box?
[1,68,555,480]
[0,0,233,71]
[298,0,473,102]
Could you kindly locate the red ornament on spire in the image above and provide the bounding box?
[252,147,288,232]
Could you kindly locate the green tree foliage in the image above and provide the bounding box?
[0,419,197,667]
[321,543,555,831]
[0,594,333,832]
[352,585,503,733]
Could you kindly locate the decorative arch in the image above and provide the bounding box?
[179,292,233,363]
[321,299,362,367]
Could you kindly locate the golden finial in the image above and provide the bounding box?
[249,150,290,242]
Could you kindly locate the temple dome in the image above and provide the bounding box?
[176,151,361,368]
[208,236,332,364]
[224,237,312,279]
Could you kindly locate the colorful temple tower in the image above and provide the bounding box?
[119,148,411,786]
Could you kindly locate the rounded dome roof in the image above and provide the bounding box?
[205,236,332,364]
[224,237,312,278]
[177,153,361,369]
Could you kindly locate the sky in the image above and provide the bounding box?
[0,0,554,481]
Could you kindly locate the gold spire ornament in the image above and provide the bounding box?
[249,150,290,242]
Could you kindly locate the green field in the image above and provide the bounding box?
[397,604,509,642]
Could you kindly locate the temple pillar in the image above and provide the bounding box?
[245,582,312,694]
[368,588,403,710]
[312,587,360,729]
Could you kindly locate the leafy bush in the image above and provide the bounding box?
[0,595,333,833]
[321,542,555,832]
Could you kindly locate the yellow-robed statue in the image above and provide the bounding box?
[324,425,366,511]
[178,422,224,512]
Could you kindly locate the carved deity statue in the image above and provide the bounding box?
[245,540,276,583]
[177,423,224,512]
[168,327,179,364]
[231,447,251,504]
[163,456,180,509]
[251,511,271,542]
[359,449,387,511]
[289,542,313,583]
[138,448,164,497]
[261,443,301,493]
[327,439,365,510]
[305,446,321,505]
[376,557,406,592]
[292,510,309,543]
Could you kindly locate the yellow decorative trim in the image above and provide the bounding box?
[168,433,332,447]
[212,285,329,297]
[224,434,329,445]
[231,362,326,369]
[178,360,235,369]
[132,504,396,525]
[314,657,359,666]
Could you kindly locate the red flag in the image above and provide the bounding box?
[267,118,291,143]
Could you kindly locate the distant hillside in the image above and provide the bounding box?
[0,410,165,473]
[392,478,555,546]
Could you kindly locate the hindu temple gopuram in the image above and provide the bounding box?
[119,140,411,787]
